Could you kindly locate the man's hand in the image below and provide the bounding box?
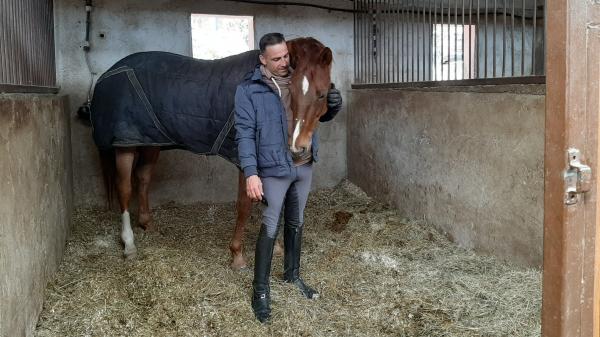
[246,175,263,201]
[320,83,342,122]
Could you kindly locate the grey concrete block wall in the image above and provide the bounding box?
[348,88,544,267]
[0,95,73,337]
[54,0,352,207]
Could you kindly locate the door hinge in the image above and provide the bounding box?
[564,148,592,205]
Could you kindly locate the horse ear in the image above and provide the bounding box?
[287,40,297,68]
[319,47,333,66]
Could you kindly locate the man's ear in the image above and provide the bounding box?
[259,54,267,66]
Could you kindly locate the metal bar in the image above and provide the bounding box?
[357,0,361,83]
[493,0,497,77]
[541,0,545,75]
[366,0,369,83]
[389,0,392,83]
[462,0,465,80]
[38,0,44,85]
[369,0,374,83]
[389,0,393,83]
[378,0,382,83]
[1,0,9,83]
[411,0,415,82]
[401,0,405,82]
[34,0,40,85]
[422,0,426,81]
[455,0,458,80]
[484,0,488,78]
[476,0,480,78]
[29,2,37,83]
[362,0,365,83]
[372,0,381,83]
[382,0,386,83]
[387,0,391,83]
[373,0,377,83]
[396,0,400,82]
[469,0,472,79]
[429,0,432,80]
[366,0,370,82]
[521,0,524,75]
[25,0,31,85]
[377,0,387,83]
[42,0,48,85]
[391,0,394,83]
[0,1,5,83]
[382,0,385,83]
[354,0,357,82]
[532,0,537,75]
[358,0,363,83]
[418,0,422,81]
[9,0,17,84]
[433,0,437,80]
[388,0,392,83]
[0,84,60,94]
[441,0,444,80]
[447,0,450,81]
[351,74,546,89]
[511,0,515,76]
[503,0,506,76]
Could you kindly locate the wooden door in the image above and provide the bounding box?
[543,0,600,336]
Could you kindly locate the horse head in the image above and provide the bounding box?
[287,38,333,157]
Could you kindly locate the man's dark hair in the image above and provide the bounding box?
[259,33,285,53]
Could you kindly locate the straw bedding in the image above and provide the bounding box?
[35,181,541,336]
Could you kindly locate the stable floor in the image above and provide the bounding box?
[34,181,541,336]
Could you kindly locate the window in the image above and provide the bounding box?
[433,24,476,81]
[190,14,254,60]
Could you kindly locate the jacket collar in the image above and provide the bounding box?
[251,65,262,81]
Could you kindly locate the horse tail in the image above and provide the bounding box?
[99,148,116,210]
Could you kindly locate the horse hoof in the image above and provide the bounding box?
[233,265,250,273]
[124,246,137,259]
[230,259,248,271]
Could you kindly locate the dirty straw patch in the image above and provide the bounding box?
[35,181,541,337]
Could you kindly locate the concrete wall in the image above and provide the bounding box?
[54,0,353,207]
[348,86,544,267]
[0,95,73,337]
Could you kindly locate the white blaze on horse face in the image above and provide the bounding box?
[121,211,137,258]
[302,76,309,95]
[291,119,302,152]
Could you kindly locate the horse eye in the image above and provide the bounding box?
[318,93,326,100]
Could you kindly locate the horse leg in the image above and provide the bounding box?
[115,147,137,259]
[135,147,160,231]
[230,172,252,270]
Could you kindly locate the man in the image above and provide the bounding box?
[234,32,342,323]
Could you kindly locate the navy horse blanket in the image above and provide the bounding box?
[90,50,261,166]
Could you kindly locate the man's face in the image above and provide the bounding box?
[259,42,290,77]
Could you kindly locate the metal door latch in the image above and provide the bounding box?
[564,148,592,205]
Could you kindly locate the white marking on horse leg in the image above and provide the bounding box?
[121,210,137,258]
[291,120,302,152]
[302,76,309,95]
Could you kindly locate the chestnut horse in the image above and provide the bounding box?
[89,38,333,269]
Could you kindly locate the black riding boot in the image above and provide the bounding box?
[252,224,276,323]
[283,225,319,299]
